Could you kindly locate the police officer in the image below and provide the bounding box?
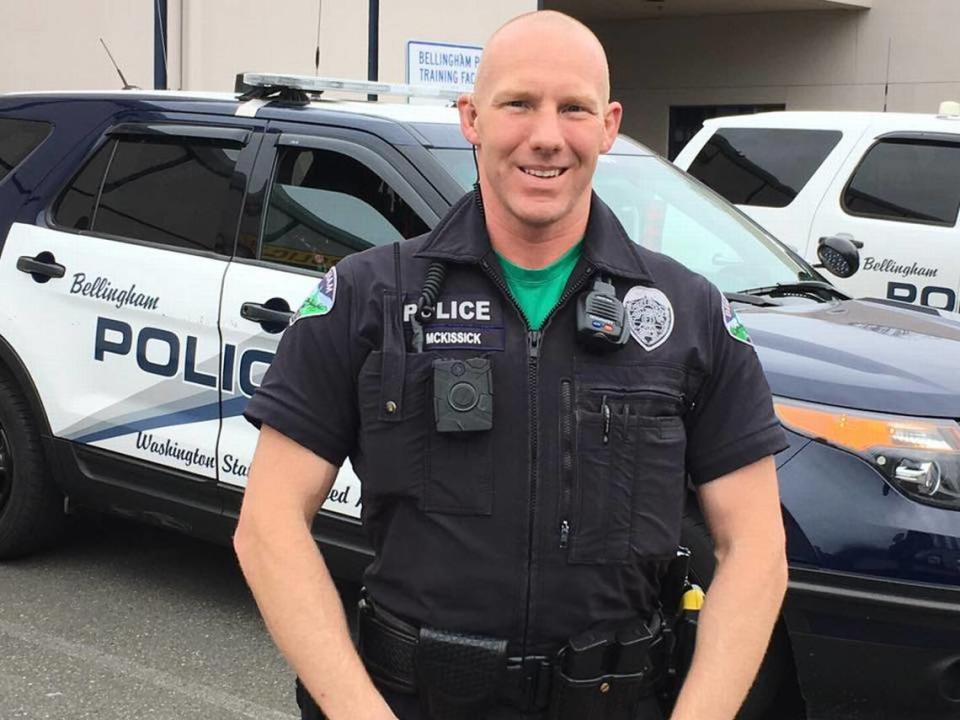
[235,10,789,720]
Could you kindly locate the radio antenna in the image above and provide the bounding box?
[314,0,323,75]
[100,38,139,90]
[883,38,891,112]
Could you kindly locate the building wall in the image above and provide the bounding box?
[0,0,153,92]
[593,0,960,155]
[379,0,535,85]
[3,0,956,157]
[0,0,531,95]
[169,0,366,92]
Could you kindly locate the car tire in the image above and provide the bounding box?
[0,376,64,558]
[680,504,795,720]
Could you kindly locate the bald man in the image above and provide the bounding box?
[236,10,788,720]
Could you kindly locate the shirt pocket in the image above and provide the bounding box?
[357,351,493,516]
[357,351,432,504]
[562,364,688,565]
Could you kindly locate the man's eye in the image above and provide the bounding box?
[564,105,588,113]
[506,100,527,108]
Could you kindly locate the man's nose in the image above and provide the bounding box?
[528,106,564,153]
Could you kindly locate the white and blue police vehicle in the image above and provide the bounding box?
[0,75,957,720]
[674,106,960,315]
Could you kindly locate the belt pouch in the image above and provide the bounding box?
[415,626,508,720]
[548,669,658,720]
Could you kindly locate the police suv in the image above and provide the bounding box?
[0,76,958,720]
[673,105,960,314]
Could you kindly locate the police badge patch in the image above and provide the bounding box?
[721,292,753,345]
[292,267,337,323]
[624,286,674,351]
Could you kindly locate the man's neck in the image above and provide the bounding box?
[484,196,590,270]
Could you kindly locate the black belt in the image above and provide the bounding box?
[357,598,554,713]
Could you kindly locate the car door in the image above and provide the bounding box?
[217,122,439,525]
[808,131,960,312]
[0,120,261,501]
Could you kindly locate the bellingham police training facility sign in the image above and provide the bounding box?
[407,41,483,93]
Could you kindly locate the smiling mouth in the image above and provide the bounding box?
[521,167,566,178]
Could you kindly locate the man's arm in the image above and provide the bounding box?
[233,425,395,720]
[669,455,788,720]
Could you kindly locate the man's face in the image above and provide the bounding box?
[458,24,622,230]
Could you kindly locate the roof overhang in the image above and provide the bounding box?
[549,0,872,21]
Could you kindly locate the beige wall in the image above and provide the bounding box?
[0,0,153,92]
[591,0,960,155]
[0,0,532,95]
[4,0,958,156]
[169,0,367,91]
[378,0,535,84]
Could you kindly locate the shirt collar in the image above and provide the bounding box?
[414,189,654,283]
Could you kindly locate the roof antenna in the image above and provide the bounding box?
[314,0,323,75]
[100,38,139,90]
[882,38,891,112]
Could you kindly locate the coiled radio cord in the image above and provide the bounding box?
[411,261,447,352]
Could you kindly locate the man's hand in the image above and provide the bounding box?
[233,425,397,720]
[669,456,788,720]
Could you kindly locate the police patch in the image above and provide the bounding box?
[624,286,674,351]
[721,292,753,345]
[292,267,337,323]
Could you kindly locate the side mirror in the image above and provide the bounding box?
[816,233,861,278]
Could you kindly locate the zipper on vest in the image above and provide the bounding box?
[559,379,574,549]
[480,257,595,655]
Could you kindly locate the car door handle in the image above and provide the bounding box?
[17,252,66,282]
[240,301,293,329]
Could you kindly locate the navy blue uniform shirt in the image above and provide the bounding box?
[245,190,788,656]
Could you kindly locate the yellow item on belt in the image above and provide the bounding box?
[681,585,705,611]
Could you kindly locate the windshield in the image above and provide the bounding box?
[430,148,818,293]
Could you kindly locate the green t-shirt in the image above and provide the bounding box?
[496,242,583,331]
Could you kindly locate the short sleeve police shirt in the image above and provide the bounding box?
[244,258,363,467]
[240,193,789,652]
[682,285,786,484]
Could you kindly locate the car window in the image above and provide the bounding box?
[843,139,960,226]
[595,155,809,291]
[686,128,842,208]
[0,117,53,184]
[53,139,116,231]
[260,147,429,273]
[431,147,816,293]
[88,135,242,254]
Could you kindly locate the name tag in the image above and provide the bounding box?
[422,325,506,351]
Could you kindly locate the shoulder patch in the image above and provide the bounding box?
[292,267,337,324]
[721,292,753,346]
[624,286,674,351]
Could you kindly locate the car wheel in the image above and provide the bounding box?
[680,505,795,720]
[0,376,64,558]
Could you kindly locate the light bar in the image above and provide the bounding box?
[241,73,464,102]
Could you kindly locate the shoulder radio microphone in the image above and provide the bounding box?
[576,276,630,352]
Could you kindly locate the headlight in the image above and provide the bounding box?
[774,398,960,510]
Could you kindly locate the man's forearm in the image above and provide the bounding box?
[669,545,788,720]
[234,516,394,720]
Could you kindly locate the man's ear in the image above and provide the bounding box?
[600,101,623,153]
[458,94,481,146]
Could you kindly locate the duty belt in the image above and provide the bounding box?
[357,597,554,713]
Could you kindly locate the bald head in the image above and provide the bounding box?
[456,9,622,242]
[474,11,611,105]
